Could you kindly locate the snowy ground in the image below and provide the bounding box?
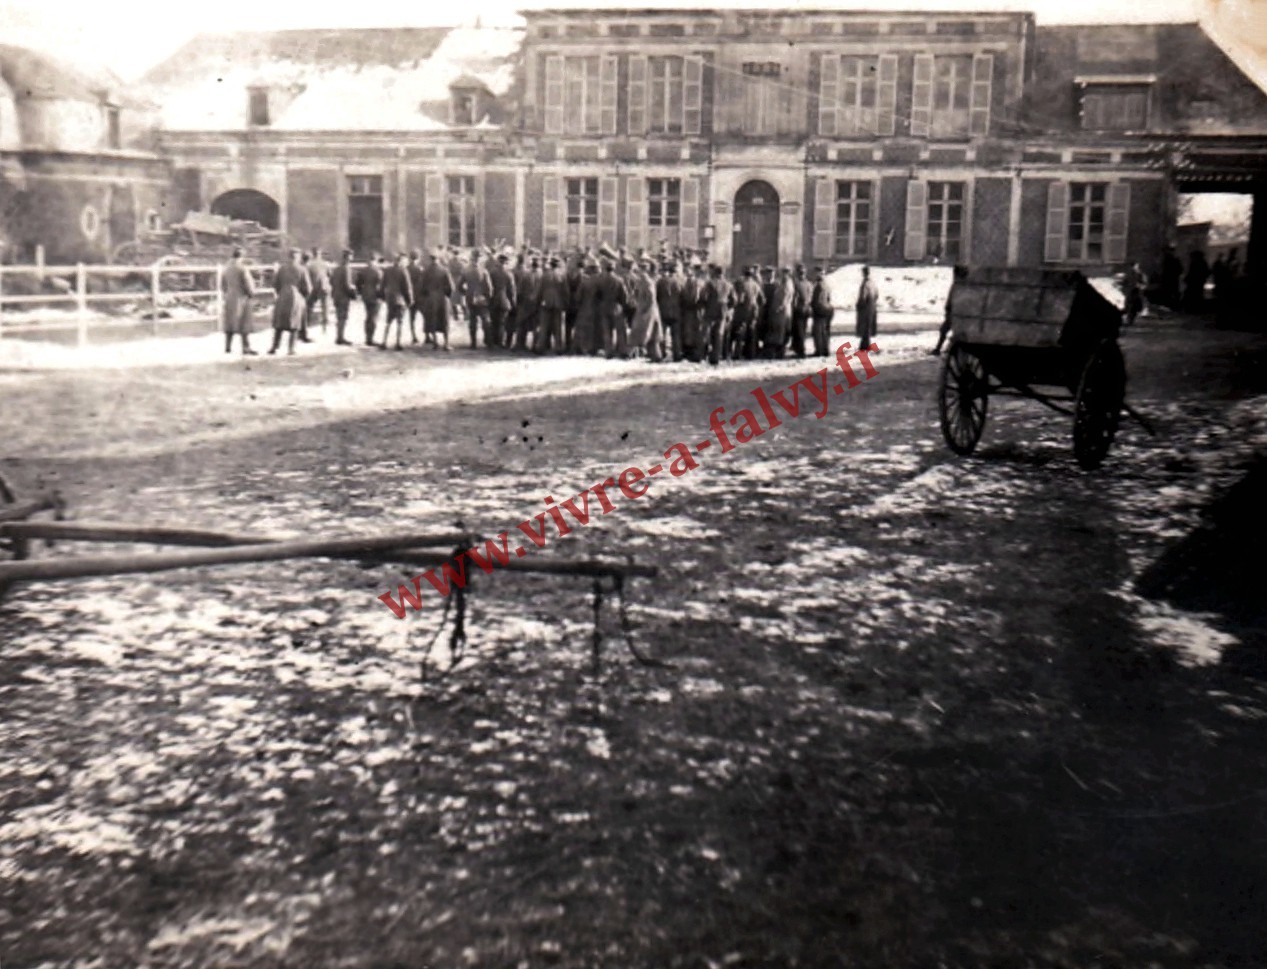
[1,316,1265,968]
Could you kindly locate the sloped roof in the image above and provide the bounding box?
[141,26,523,133]
[0,44,121,102]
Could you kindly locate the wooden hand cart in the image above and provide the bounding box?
[938,267,1153,469]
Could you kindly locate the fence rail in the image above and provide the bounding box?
[0,261,287,346]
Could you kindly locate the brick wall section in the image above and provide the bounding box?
[404,170,428,253]
[972,177,1011,267]
[286,169,339,251]
[1017,179,1051,268]
[878,175,909,266]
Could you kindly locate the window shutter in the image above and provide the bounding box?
[599,176,618,246]
[818,54,839,137]
[904,180,928,261]
[813,178,835,258]
[970,53,993,137]
[542,176,562,250]
[911,53,934,138]
[544,55,564,135]
[1044,181,1070,263]
[625,178,645,251]
[684,56,703,135]
[628,55,648,135]
[1105,182,1131,264]
[600,56,618,135]
[877,54,898,137]
[425,173,444,248]
[679,177,700,250]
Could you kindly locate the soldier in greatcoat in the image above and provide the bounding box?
[856,264,879,349]
[597,259,630,358]
[679,263,707,362]
[220,247,257,355]
[460,249,493,349]
[488,253,516,349]
[791,263,814,359]
[573,261,602,354]
[628,259,664,361]
[537,255,569,354]
[704,264,736,366]
[269,248,311,356]
[406,250,425,346]
[730,265,764,361]
[420,251,454,350]
[656,261,684,361]
[810,265,835,357]
[513,255,541,351]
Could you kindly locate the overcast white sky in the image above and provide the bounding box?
[0,0,1250,80]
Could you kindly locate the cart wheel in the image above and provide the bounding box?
[939,343,989,456]
[0,472,30,562]
[1072,342,1126,470]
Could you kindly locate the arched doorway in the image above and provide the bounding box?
[210,188,280,229]
[733,180,780,271]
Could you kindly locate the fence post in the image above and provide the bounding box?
[214,264,223,333]
[75,263,88,349]
[151,263,161,336]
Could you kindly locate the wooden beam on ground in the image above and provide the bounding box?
[365,550,658,580]
[0,521,281,547]
[0,531,473,584]
[0,497,60,524]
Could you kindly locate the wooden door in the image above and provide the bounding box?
[733,180,780,271]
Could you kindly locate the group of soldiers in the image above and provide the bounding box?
[221,243,850,363]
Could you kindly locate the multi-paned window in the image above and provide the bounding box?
[931,55,972,138]
[1066,182,1107,262]
[564,56,603,135]
[565,177,600,246]
[911,52,992,139]
[741,60,782,136]
[834,181,872,258]
[647,178,681,233]
[926,181,965,262]
[648,57,685,134]
[1081,85,1150,131]
[838,56,878,136]
[446,175,477,247]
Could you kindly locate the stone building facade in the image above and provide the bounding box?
[0,45,169,263]
[18,9,1267,276]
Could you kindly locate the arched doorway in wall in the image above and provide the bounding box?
[210,188,280,229]
[733,180,780,271]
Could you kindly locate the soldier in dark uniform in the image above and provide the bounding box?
[330,248,356,346]
[810,265,834,357]
[564,254,583,353]
[574,260,602,354]
[656,261,684,362]
[420,251,454,350]
[537,255,568,354]
[731,265,765,361]
[680,263,707,363]
[381,252,415,351]
[461,249,492,349]
[597,258,629,358]
[791,263,814,359]
[488,253,516,350]
[307,248,331,335]
[704,264,736,366]
[357,253,384,346]
[405,250,425,346]
[513,255,542,351]
[269,248,311,356]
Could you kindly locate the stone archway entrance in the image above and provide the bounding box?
[210,188,280,229]
[733,180,780,271]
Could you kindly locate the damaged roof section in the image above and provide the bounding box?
[140,26,524,133]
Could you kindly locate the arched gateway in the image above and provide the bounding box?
[732,180,780,271]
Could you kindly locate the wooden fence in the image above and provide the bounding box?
[0,261,284,346]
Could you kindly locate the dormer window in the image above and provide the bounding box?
[453,92,477,126]
[248,87,270,127]
[105,105,121,148]
[449,76,490,127]
[1076,76,1153,132]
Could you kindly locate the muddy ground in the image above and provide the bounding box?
[1,316,1266,969]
